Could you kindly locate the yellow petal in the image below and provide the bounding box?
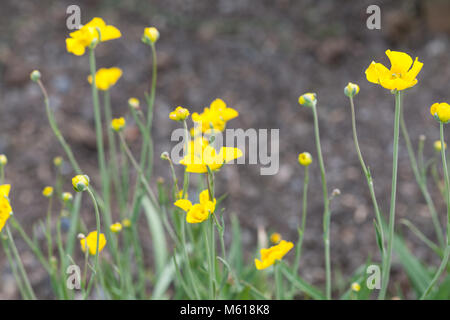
[365,61,389,84]
[404,57,423,82]
[385,49,413,75]
[199,189,210,205]
[0,184,11,197]
[174,199,192,212]
[220,147,243,164]
[101,25,122,41]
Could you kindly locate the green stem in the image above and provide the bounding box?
[420,122,450,299]
[379,91,402,300]
[293,166,309,275]
[311,103,331,299]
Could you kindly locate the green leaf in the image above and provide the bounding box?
[279,262,325,300]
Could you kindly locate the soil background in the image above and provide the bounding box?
[1,0,450,299]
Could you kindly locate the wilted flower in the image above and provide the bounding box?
[87,67,122,91]
[80,231,107,255]
[174,189,216,224]
[72,175,89,192]
[430,102,450,124]
[142,27,159,44]
[365,50,423,91]
[169,106,190,121]
[298,152,312,166]
[111,117,126,132]
[0,184,12,232]
[42,186,54,198]
[66,17,121,56]
[254,240,294,270]
[344,82,360,98]
[110,222,123,233]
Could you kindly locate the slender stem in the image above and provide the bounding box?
[46,195,53,262]
[275,261,283,300]
[293,166,309,275]
[420,122,450,299]
[349,96,385,254]
[379,91,402,300]
[311,103,331,299]
[400,107,444,247]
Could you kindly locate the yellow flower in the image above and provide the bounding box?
[128,97,140,109]
[0,184,12,233]
[122,218,132,228]
[62,192,73,202]
[365,50,423,91]
[110,222,123,233]
[344,82,360,98]
[169,106,190,121]
[87,67,122,91]
[298,152,312,166]
[142,27,160,44]
[111,117,126,131]
[177,190,188,200]
[53,156,63,167]
[434,140,447,152]
[72,174,89,192]
[351,282,361,292]
[66,17,121,56]
[42,186,54,198]
[191,99,239,133]
[270,232,281,244]
[0,154,7,166]
[430,102,450,123]
[80,231,107,255]
[174,189,216,224]
[179,137,243,173]
[298,93,317,107]
[254,240,294,270]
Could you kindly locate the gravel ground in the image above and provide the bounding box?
[1,0,450,299]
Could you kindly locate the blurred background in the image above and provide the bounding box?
[1,0,450,298]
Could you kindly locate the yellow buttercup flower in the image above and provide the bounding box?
[351,282,361,292]
[128,97,140,109]
[179,137,243,173]
[111,117,126,132]
[191,99,239,133]
[344,82,360,98]
[298,152,312,166]
[0,154,7,166]
[142,27,160,44]
[0,184,12,233]
[72,174,89,192]
[434,140,447,152]
[42,186,54,198]
[430,102,450,124]
[270,232,281,244]
[169,106,190,121]
[254,240,294,270]
[110,222,123,233]
[174,189,216,223]
[365,50,423,91]
[298,93,317,107]
[122,218,132,228]
[80,231,107,255]
[66,17,121,56]
[87,67,122,91]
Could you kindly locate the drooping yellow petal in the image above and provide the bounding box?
[174,199,193,212]
[404,58,424,82]
[254,240,294,270]
[365,61,389,84]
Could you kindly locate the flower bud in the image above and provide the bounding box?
[110,222,123,233]
[0,154,7,166]
[122,218,132,228]
[128,97,140,109]
[42,186,54,198]
[344,82,360,98]
[111,117,126,132]
[160,152,170,160]
[72,174,89,192]
[142,27,159,45]
[298,93,317,108]
[169,106,190,121]
[434,140,447,152]
[298,152,312,166]
[62,192,73,202]
[430,102,450,124]
[351,282,361,292]
[331,188,341,197]
[30,70,41,82]
[53,156,63,167]
[77,233,86,240]
[270,232,281,244]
